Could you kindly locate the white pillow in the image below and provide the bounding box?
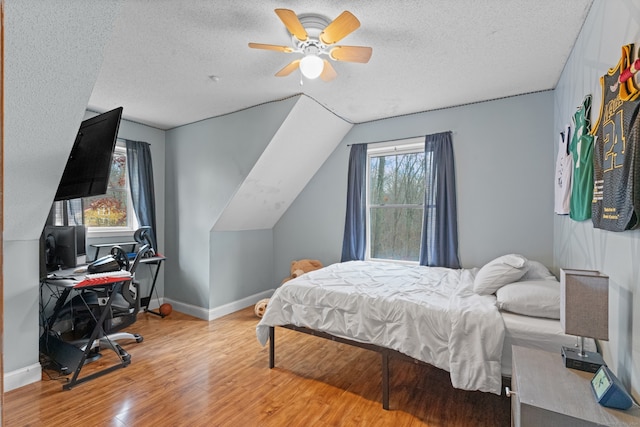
[521,260,556,281]
[473,254,527,295]
[496,279,561,319]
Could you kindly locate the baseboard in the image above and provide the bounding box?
[162,298,210,320]
[4,362,42,391]
[142,296,163,311]
[208,289,275,320]
[164,289,275,321]
[4,291,274,391]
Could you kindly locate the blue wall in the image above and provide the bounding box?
[164,97,298,312]
[553,0,640,400]
[274,91,555,278]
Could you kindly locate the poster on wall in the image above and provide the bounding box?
[591,43,640,232]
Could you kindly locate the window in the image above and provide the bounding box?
[366,139,427,263]
[84,145,138,234]
[51,144,138,234]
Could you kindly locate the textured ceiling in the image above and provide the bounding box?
[88,0,594,130]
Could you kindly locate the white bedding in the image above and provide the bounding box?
[500,311,597,376]
[256,260,505,394]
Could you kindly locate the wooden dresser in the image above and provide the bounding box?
[509,346,640,426]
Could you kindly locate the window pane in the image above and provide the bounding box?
[370,206,423,261]
[84,151,128,227]
[369,152,425,205]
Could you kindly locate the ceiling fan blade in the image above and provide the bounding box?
[275,9,308,41]
[320,60,337,82]
[275,59,301,77]
[320,11,360,45]
[248,42,293,53]
[329,46,372,63]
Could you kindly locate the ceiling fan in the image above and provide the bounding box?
[249,9,373,82]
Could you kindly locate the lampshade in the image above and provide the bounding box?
[299,54,324,79]
[560,269,609,340]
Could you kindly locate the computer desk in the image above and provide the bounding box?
[89,243,166,316]
[41,272,135,390]
[138,255,167,317]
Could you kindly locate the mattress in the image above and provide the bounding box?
[257,260,506,394]
[500,310,597,376]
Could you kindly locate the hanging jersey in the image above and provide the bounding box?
[554,124,572,214]
[569,95,593,221]
[592,44,640,231]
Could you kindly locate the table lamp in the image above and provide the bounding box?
[560,269,609,373]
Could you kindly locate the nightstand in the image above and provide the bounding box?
[508,346,640,426]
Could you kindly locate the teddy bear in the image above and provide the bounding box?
[281,259,323,284]
[253,259,324,318]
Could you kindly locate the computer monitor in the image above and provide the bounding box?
[74,225,87,264]
[43,225,77,271]
[39,231,48,280]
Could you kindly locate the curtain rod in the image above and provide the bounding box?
[346,130,455,146]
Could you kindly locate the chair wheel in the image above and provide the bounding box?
[136,336,144,343]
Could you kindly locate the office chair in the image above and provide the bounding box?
[134,226,156,257]
[98,243,151,344]
[51,244,152,357]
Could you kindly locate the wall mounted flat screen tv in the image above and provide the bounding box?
[54,107,123,201]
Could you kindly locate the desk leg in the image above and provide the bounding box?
[142,260,165,317]
[63,283,131,390]
[45,287,72,331]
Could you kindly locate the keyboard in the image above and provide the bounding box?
[75,270,132,288]
[85,270,132,280]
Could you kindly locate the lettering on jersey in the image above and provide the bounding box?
[592,179,603,202]
[603,207,619,220]
[604,96,623,121]
[602,110,626,172]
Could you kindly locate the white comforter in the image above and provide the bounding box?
[256,261,505,394]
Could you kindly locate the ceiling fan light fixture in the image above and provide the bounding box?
[249,9,372,82]
[299,54,324,79]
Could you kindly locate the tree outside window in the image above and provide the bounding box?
[83,148,128,227]
[367,141,426,262]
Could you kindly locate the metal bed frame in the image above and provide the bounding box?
[268,325,428,410]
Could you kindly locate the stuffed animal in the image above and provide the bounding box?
[281,259,323,284]
[254,298,269,318]
[254,259,324,318]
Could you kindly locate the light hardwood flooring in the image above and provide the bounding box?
[4,307,510,426]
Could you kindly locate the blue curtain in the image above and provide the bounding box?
[126,140,158,251]
[341,143,367,262]
[419,131,460,268]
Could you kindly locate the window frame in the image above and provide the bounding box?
[365,138,425,264]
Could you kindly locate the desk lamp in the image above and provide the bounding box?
[560,269,609,373]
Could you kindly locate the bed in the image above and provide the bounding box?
[256,256,596,409]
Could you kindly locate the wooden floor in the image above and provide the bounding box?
[4,307,510,426]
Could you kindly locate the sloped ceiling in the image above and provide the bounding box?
[88,0,594,130]
[213,96,352,231]
[4,1,123,241]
